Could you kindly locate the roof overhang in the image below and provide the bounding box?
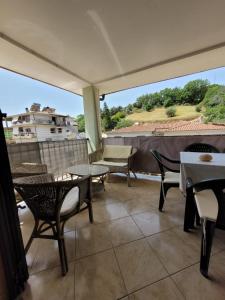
[1,0,225,95]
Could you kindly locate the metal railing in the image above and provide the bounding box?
[7,139,89,177]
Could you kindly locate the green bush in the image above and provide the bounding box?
[195,105,201,112]
[164,98,174,108]
[115,119,134,129]
[166,106,176,118]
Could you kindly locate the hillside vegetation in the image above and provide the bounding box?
[75,79,225,131]
[127,105,201,123]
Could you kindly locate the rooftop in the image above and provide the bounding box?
[113,118,225,134]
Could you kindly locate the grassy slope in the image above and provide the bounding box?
[126,105,201,123]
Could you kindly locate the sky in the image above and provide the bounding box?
[0,66,225,117]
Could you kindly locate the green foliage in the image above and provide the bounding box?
[115,119,134,129]
[166,106,176,118]
[102,102,115,130]
[75,114,85,132]
[203,85,225,122]
[181,79,209,104]
[111,111,126,122]
[195,105,201,112]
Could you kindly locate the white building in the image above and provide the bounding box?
[9,103,78,143]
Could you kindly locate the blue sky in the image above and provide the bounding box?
[0,66,225,117]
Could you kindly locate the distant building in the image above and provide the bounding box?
[9,103,78,143]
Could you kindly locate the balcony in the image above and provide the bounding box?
[18,174,225,299]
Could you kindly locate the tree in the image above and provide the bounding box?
[203,85,225,122]
[75,114,85,132]
[101,102,115,130]
[181,79,209,104]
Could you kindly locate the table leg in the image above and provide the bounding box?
[184,188,196,232]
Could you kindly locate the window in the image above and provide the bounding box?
[25,128,31,133]
[58,128,62,133]
[18,127,23,133]
[50,128,56,133]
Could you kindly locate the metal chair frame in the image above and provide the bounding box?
[150,149,180,211]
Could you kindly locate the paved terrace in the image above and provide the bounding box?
[19,176,225,300]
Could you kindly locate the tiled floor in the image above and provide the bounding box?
[18,175,225,300]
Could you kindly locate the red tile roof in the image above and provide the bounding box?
[113,118,225,133]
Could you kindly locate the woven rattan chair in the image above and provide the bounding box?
[150,149,180,211]
[14,173,92,276]
[184,143,219,153]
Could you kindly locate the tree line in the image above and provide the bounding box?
[75,79,225,131]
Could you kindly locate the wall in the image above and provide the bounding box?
[104,135,225,173]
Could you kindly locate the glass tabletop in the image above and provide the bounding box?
[66,164,109,177]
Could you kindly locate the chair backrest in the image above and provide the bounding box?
[14,174,91,220]
[103,145,132,160]
[150,149,165,177]
[11,163,48,178]
[184,143,219,153]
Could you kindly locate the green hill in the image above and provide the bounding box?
[126,105,201,123]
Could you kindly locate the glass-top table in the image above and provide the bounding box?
[66,164,109,193]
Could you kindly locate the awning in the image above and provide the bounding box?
[1,0,225,95]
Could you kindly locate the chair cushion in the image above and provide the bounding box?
[164,172,180,183]
[194,189,218,221]
[103,145,132,160]
[60,187,79,216]
[93,160,128,167]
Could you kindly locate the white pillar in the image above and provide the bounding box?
[83,86,102,152]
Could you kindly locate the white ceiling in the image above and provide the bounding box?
[1,0,225,95]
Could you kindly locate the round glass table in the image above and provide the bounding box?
[66,164,109,193]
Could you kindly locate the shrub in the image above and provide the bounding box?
[166,106,176,118]
[195,105,201,112]
[115,119,134,129]
[164,98,174,108]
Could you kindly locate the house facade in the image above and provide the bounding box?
[9,103,78,143]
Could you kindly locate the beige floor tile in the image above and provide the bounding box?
[147,228,200,274]
[92,201,129,223]
[123,198,153,215]
[30,230,75,274]
[75,249,126,300]
[106,216,143,247]
[129,277,184,300]
[163,201,185,226]
[115,238,167,293]
[74,209,93,229]
[75,223,112,258]
[132,209,175,236]
[21,263,75,300]
[172,252,225,300]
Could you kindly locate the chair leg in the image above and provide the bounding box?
[88,202,94,223]
[25,218,39,253]
[159,183,170,211]
[159,183,165,211]
[200,219,215,278]
[127,171,131,187]
[56,223,67,276]
[57,238,67,276]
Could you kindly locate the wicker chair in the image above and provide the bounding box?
[12,163,48,209]
[14,174,92,276]
[184,143,220,153]
[150,149,180,211]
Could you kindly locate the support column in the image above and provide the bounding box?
[83,86,102,152]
